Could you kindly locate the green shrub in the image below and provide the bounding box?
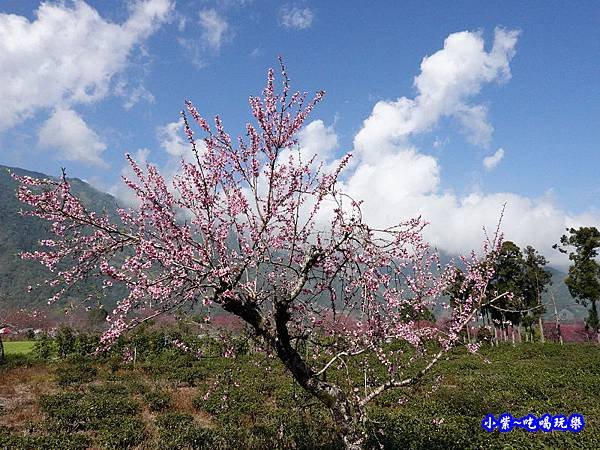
[144,389,172,411]
[73,333,99,356]
[124,379,148,395]
[39,392,85,431]
[32,333,54,360]
[141,352,207,385]
[55,362,97,386]
[40,387,140,432]
[0,431,90,450]
[155,412,217,449]
[56,326,76,358]
[95,416,146,449]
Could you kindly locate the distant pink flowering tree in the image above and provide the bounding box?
[16,60,502,449]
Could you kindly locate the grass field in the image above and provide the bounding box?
[2,341,34,356]
[1,339,599,449]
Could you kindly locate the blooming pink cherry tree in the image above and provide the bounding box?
[16,60,502,449]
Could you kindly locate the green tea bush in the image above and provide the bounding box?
[54,362,97,386]
[40,387,140,432]
[32,333,54,360]
[144,389,172,411]
[39,392,85,431]
[155,412,217,449]
[95,416,146,449]
[0,430,90,450]
[142,351,207,385]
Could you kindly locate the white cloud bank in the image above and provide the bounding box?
[303,28,599,267]
[104,26,599,268]
[157,119,190,158]
[0,0,173,164]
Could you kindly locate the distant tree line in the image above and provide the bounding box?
[444,225,600,345]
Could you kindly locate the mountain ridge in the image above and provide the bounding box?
[0,164,588,320]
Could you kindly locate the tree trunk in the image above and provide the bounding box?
[538,317,545,343]
[0,336,4,363]
[269,299,365,448]
[550,290,563,345]
[303,376,364,448]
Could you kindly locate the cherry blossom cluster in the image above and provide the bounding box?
[16,60,501,409]
[170,338,203,359]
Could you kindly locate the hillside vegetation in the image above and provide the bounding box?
[0,165,120,310]
[0,332,598,449]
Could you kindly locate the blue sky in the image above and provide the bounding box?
[0,0,598,265]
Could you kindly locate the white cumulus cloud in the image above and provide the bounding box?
[38,109,107,167]
[298,120,338,162]
[298,28,599,267]
[0,0,172,132]
[354,28,519,155]
[483,148,505,170]
[157,119,190,158]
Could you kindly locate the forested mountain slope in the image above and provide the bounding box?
[0,165,119,309]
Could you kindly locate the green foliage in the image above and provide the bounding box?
[155,412,217,449]
[55,326,76,358]
[144,389,172,411]
[54,360,97,386]
[95,417,146,449]
[0,430,90,450]
[556,226,600,331]
[0,165,122,310]
[73,332,99,356]
[476,242,552,328]
[141,351,207,385]
[36,385,144,448]
[40,387,140,432]
[364,344,600,449]
[4,334,600,449]
[32,333,54,360]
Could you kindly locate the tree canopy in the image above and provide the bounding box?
[555,227,600,334]
[15,60,502,449]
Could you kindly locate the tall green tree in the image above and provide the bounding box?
[480,242,551,342]
[487,241,526,341]
[554,227,600,342]
[522,246,552,341]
